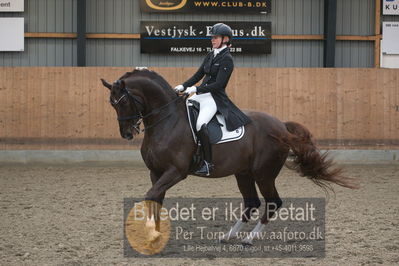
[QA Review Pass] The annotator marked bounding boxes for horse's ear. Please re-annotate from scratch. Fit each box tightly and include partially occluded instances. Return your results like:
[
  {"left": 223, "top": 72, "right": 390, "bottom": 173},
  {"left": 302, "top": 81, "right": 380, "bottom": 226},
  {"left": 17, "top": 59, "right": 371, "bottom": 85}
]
[{"left": 101, "top": 79, "right": 112, "bottom": 90}]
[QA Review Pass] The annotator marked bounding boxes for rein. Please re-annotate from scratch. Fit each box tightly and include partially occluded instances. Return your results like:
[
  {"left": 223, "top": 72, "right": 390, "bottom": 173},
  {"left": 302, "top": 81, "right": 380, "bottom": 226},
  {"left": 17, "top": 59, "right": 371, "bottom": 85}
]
[{"left": 113, "top": 87, "right": 185, "bottom": 133}]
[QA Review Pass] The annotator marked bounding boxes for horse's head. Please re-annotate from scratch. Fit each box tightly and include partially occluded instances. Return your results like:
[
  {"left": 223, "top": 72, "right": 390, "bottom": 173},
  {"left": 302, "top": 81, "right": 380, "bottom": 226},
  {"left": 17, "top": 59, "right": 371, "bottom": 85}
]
[{"left": 101, "top": 78, "right": 143, "bottom": 140}]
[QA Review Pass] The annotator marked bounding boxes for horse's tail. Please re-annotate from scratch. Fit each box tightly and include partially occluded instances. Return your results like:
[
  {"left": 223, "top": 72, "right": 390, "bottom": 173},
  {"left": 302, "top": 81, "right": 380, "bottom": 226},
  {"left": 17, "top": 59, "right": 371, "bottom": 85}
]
[{"left": 279, "top": 121, "right": 359, "bottom": 191}]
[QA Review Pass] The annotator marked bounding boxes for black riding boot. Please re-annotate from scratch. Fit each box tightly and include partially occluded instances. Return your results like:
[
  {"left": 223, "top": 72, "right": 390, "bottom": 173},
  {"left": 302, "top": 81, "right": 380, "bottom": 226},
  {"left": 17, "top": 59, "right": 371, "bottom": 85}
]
[{"left": 194, "top": 124, "right": 214, "bottom": 176}]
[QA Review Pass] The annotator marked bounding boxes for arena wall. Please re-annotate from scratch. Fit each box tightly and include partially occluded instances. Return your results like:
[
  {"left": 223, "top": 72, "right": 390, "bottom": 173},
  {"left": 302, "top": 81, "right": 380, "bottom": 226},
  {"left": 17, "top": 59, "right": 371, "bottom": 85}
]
[{"left": 0, "top": 67, "right": 398, "bottom": 150}]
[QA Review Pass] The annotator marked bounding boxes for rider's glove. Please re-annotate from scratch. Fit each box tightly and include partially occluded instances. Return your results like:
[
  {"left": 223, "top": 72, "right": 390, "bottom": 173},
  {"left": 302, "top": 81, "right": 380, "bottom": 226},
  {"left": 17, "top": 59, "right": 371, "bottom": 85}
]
[
  {"left": 174, "top": 84, "right": 185, "bottom": 92},
  {"left": 185, "top": 86, "right": 197, "bottom": 94}
]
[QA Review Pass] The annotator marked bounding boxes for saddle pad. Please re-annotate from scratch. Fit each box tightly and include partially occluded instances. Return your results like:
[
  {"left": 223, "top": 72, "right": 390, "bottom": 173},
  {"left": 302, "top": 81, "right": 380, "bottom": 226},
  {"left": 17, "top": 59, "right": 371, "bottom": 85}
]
[{"left": 186, "top": 99, "right": 245, "bottom": 145}]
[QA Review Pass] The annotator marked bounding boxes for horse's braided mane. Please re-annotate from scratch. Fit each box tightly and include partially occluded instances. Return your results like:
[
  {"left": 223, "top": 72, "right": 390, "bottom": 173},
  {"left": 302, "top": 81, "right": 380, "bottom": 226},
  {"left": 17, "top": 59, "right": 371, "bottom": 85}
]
[{"left": 119, "top": 69, "right": 173, "bottom": 93}]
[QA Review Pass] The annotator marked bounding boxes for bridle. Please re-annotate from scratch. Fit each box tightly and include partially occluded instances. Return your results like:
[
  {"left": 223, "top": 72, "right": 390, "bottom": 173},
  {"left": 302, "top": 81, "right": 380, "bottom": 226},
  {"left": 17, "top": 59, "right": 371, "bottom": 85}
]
[
  {"left": 111, "top": 90, "right": 143, "bottom": 121},
  {"left": 110, "top": 85, "right": 184, "bottom": 134}
]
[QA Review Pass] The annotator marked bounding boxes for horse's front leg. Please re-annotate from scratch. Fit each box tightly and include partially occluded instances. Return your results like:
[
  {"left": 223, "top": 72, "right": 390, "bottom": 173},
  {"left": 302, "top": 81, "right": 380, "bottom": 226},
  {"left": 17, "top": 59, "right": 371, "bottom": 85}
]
[
  {"left": 144, "top": 167, "right": 186, "bottom": 242},
  {"left": 148, "top": 170, "right": 165, "bottom": 232}
]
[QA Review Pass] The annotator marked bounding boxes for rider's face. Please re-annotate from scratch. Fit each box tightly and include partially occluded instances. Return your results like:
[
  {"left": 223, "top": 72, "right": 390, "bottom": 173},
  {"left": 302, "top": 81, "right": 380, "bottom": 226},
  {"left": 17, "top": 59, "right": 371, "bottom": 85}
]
[{"left": 211, "top": 35, "right": 223, "bottom": 49}]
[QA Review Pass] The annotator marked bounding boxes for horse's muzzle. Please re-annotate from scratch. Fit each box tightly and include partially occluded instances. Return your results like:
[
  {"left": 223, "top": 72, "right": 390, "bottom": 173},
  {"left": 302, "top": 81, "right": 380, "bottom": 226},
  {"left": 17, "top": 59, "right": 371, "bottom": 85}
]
[{"left": 122, "top": 132, "right": 133, "bottom": 140}]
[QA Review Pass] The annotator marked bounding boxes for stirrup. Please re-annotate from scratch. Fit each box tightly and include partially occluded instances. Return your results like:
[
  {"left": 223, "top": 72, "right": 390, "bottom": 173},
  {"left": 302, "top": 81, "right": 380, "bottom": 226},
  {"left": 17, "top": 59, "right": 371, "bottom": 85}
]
[{"left": 194, "top": 161, "right": 214, "bottom": 176}]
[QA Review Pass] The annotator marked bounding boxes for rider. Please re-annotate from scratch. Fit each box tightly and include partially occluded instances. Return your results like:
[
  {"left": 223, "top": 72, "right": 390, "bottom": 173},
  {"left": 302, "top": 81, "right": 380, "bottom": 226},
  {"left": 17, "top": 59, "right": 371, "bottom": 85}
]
[{"left": 174, "top": 23, "right": 251, "bottom": 176}]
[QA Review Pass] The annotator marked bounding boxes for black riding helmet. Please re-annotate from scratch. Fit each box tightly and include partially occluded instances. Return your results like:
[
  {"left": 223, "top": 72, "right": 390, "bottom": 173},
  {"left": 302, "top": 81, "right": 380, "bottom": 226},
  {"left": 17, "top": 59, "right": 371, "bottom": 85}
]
[{"left": 210, "top": 23, "right": 232, "bottom": 47}]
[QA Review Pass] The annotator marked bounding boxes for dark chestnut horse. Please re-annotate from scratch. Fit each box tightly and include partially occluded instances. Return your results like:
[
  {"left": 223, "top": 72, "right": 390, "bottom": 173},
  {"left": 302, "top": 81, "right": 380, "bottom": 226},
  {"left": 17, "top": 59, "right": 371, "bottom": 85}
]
[{"left": 101, "top": 68, "right": 358, "bottom": 244}]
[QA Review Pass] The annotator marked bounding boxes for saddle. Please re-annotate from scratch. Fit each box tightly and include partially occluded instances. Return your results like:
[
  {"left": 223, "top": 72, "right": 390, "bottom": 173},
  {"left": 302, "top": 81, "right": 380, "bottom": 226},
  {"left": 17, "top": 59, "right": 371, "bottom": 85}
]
[
  {"left": 186, "top": 99, "right": 245, "bottom": 145},
  {"left": 186, "top": 99, "right": 245, "bottom": 174}
]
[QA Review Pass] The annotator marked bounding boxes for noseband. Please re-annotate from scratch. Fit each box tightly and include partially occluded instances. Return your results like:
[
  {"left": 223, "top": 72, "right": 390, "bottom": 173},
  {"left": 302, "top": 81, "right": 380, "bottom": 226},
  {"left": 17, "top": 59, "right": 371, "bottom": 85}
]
[
  {"left": 111, "top": 84, "right": 184, "bottom": 133},
  {"left": 110, "top": 86, "right": 143, "bottom": 135}
]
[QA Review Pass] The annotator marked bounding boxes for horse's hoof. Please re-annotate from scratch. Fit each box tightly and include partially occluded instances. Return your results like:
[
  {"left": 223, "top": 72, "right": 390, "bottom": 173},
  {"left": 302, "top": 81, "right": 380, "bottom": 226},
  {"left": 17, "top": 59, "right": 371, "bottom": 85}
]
[
  {"left": 148, "top": 231, "right": 161, "bottom": 242},
  {"left": 241, "top": 239, "right": 253, "bottom": 246},
  {"left": 218, "top": 238, "right": 228, "bottom": 244}
]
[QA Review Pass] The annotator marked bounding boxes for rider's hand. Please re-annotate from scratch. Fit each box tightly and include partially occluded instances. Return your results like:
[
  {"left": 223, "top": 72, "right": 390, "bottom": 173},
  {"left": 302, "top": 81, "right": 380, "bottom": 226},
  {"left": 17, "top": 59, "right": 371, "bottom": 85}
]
[
  {"left": 185, "top": 86, "right": 197, "bottom": 94},
  {"left": 174, "top": 84, "right": 185, "bottom": 92}
]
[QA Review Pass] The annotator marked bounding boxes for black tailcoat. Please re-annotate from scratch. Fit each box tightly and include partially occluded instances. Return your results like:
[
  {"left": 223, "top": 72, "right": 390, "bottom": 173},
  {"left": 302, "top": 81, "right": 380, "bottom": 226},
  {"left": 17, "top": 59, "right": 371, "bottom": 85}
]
[{"left": 183, "top": 48, "right": 251, "bottom": 131}]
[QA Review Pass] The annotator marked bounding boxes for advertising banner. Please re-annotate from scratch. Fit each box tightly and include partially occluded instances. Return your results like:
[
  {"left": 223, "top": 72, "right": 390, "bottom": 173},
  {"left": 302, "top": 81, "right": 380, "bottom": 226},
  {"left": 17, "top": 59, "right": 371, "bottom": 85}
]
[
  {"left": 0, "top": 18, "right": 24, "bottom": 51},
  {"left": 0, "top": 0, "right": 24, "bottom": 12},
  {"left": 382, "top": 22, "right": 399, "bottom": 54},
  {"left": 141, "top": 21, "right": 271, "bottom": 54},
  {"left": 140, "top": 0, "right": 271, "bottom": 13},
  {"left": 383, "top": 0, "right": 399, "bottom": 15}
]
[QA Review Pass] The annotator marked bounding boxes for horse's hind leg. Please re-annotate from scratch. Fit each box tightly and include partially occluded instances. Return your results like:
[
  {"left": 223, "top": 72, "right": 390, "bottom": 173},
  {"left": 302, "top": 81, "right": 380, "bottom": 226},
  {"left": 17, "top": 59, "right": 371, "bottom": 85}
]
[
  {"left": 220, "top": 171, "right": 261, "bottom": 242},
  {"left": 242, "top": 171, "right": 283, "bottom": 245}
]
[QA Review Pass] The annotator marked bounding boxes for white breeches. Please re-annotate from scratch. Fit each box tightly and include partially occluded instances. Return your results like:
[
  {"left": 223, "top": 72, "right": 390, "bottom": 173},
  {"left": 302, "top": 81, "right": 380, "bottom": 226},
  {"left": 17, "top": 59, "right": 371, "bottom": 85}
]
[{"left": 189, "top": 92, "right": 217, "bottom": 131}]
